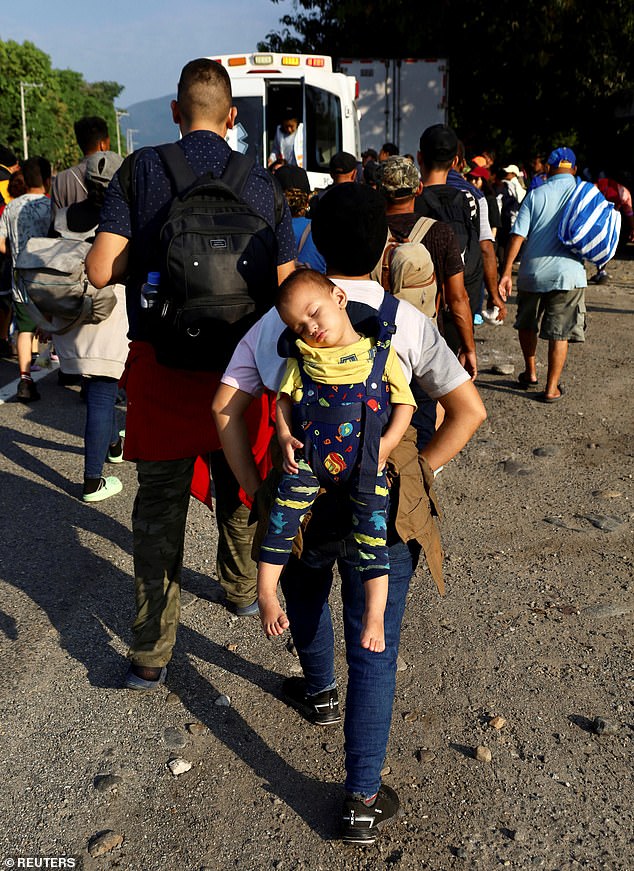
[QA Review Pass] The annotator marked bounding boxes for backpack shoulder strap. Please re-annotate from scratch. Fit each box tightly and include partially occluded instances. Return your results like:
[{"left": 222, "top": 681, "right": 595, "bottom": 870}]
[
  {"left": 218, "top": 150, "right": 256, "bottom": 198},
  {"left": 408, "top": 216, "right": 436, "bottom": 244},
  {"left": 297, "top": 221, "right": 312, "bottom": 256},
  {"left": 154, "top": 143, "right": 198, "bottom": 194},
  {"left": 375, "top": 291, "right": 399, "bottom": 348}
]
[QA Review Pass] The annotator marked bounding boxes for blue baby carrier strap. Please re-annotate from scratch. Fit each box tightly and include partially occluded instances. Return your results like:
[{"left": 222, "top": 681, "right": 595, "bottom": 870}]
[{"left": 292, "top": 292, "right": 398, "bottom": 494}]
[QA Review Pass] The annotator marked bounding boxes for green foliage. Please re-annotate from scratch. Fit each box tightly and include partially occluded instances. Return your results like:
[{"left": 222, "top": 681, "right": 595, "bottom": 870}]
[
  {"left": 0, "top": 38, "right": 124, "bottom": 169},
  {"left": 259, "top": 0, "right": 634, "bottom": 173}
]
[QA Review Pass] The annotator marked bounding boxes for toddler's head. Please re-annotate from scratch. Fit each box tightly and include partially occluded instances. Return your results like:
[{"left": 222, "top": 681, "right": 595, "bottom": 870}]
[{"left": 276, "top": 270, "right": 356, "bottom": 348}]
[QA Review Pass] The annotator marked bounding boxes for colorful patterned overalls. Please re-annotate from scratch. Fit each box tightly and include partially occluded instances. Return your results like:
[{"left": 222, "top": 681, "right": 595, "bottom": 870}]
[{"left": 260, "top": 294, "right": 399, "bottom": 581}]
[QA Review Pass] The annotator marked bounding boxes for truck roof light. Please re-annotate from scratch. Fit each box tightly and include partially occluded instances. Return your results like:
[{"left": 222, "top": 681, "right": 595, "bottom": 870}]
[
  {"left": 228, "top": 57, "right": 247, "bottom": 67},
  {"left": 253, "top": 54, "right": 273, "bottom": 65},
  {"left": 281, "top": 56, "right": 300, "bottom": 66},
  {"left": 306, "top": 57, "right": 325, "bottom": 67}
]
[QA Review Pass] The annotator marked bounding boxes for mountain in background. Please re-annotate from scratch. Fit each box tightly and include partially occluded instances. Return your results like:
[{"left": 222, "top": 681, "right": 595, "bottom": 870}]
[{"left": 119, "top": 94, "right": 176, "bottom": 150}]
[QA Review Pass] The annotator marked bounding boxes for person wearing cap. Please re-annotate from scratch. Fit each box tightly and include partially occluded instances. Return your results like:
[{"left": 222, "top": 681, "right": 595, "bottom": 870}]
[
  {"left": 502, "top": 163, "right": 526, "bottom": 206},
  {"left": 329, "top": 151, "right": 359, "bottom": 184},
  {"left": 51, "top": 117, "right": 110, "bottom": 214},
  {"left": 212, "top": 182, "right": 486, "bottom": 845},
  {"left": 416, "top": 124, "right": 506, "bottom": 326},
  {"left": 466, "top": 165, "right": 503, "bottom": 324},
  {"left": 269, "top": 112, "right": 304, "bottom": 168},
  {"left": 375, "top": 156, "right": 477, "bottom": 385},
  {"left": 0, "top": 157, "right": 52, "bottom": 402},
  {"left": 49, "top": 151, "right": 129, "bottom": 502},
  {"left": 499, "top": 147, "right": 587, "bottom": 403}
]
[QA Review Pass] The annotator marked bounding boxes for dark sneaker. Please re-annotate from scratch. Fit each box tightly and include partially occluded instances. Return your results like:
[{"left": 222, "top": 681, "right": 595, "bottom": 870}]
[
  {"left": 281, "top": 676, "right": 341, "bottom": 726},
  {"left": 235, "top": 600, "right": 259, "bottom": 617},
  {"left": 124, "top": 665, "right": 167, "bottom": 691},
  {"left": 341, "top": 784, "right": 401, "bottom": 845},
  {"left": 16, "top": 379, "right": 40, "bottom": 403},
  {"left": 589, "top": 270, "right": 609, "bottom": 285},
  {"left": 107, "top": 437, "right": 124, "bottom": 463}
]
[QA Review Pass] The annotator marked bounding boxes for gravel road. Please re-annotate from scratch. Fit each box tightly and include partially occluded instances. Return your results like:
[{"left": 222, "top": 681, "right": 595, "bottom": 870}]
[{"left": 0, "top": 255, "right": 632, "bottom": 870}]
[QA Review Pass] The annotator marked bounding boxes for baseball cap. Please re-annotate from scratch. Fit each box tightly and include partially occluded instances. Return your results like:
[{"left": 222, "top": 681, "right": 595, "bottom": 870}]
[
  {"left": 471, "top": 156, "right": 487, "bottom": 167},
  {"left": 85, "top": 150, "right": 123, "bottom": 186},
  {"left": 467, "top": 166, "right": 490, "bottom": 180},
  {"left": 419, "top": 124, "right": 458, "bottom": 163},
  {"left": 274, "top": 164, "right": 311, "bottom": 194},
  {"left": 546, "top": 147, "right": 576, "bottom": 169},
  {"left": 376, "top": 156, "right": 420, "bottom": 198},
  {"left": 502, "top": 164, "right": 521, "bottom": 176},
  {"left": 329, "top": 151, "right": 358, "bottom": 175}
]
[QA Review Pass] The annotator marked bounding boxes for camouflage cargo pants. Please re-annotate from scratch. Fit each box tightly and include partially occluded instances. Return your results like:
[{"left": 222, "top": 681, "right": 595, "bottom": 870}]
[{"left": 129, "top": 452, "right": 256, "bottom": 667}]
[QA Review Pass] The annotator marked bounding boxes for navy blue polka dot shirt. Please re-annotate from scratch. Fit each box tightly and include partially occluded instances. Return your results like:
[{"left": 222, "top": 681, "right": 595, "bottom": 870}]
[{"left": 99, "top": 130, "right": 296, "bottom": 340}]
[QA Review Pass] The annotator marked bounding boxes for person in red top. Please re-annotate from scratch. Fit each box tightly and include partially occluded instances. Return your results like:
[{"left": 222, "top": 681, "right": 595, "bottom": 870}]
[{"left": 589, "top": 175, "right": 634, "bottom": 284}]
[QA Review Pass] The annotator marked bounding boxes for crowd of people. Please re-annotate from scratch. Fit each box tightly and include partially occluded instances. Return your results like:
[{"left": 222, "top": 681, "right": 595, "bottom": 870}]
[{"left": 1, "top": 57, "right": 631, "bottom": 846}]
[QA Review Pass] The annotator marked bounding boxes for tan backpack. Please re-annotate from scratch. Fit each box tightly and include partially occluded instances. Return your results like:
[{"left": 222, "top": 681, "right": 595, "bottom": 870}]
[{"left": 371, "top": 216, "right": 438, "bottom": 319}]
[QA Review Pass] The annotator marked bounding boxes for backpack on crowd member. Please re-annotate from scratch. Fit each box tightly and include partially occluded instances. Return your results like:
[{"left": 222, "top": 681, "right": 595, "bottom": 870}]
[
  {"left": 124, "top": 143, "right": 283, "bottom": 371},
  {"left": 370, "top": 217, "right": 438, "bottom": 319},
  {"left": 416, "top": 186, "right": 482, "bottom": 290},
  {"left": 14, "top": 232, "right": 116, "bottom": 335},
  {"left": 558, "top": 180, "right": 621, "bottom": 269}
]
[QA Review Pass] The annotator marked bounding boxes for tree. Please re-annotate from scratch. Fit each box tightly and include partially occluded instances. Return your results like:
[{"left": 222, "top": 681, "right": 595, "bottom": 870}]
[
  {"left": 0, "top": 39, "right": 124, "bottom": 169},
  {"left": 259, "top": 0, "right": 634, "bottom": 174}
]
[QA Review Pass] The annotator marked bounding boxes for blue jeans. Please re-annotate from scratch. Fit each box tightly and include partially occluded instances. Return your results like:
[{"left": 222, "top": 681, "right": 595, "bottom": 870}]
[
  {"left": 83, "top": 376, "right": 120, "bottom": 479},
  {"left": 281, "top": 538, "right": 419, "bottom": 797}
]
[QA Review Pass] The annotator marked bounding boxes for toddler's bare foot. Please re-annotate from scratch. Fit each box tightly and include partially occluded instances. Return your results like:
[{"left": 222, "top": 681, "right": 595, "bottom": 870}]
[
  {"left": 258, "top": 594, "right": 290, "bottom": 637},
  {"left": 360, "top": 611, "right": 385, "bottom": 653}
]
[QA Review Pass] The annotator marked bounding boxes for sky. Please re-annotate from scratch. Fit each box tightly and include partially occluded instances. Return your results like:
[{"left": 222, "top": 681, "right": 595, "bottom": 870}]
[{"left": 2, "top": 0, "right": 295, "bottom": 107}]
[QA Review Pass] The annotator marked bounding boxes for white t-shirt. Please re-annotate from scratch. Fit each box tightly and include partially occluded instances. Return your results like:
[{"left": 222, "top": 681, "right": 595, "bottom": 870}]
[{"left": 221, "top": 279, "right": 470, "bottom": 399}]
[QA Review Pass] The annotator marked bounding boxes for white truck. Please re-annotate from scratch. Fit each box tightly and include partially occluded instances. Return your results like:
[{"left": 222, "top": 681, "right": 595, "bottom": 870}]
[
  {"left": 212, "top": 52, "right": 360, "bottom": 190},
  {"left": 336, "top": 58, "right": 449, "bottom": 158}
]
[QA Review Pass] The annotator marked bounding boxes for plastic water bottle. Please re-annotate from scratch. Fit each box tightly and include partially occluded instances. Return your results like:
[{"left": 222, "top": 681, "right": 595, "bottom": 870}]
[{"left": 140, "top": 271, "right": 160, "bottom": 309}]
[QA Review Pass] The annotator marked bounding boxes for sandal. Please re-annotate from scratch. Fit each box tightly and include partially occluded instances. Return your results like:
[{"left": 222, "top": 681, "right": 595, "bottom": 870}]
[
  {"left": 542, "top": 385, "right": 566, "bottom": 403},
  {"left": 518, "top": 372, "right": 539, "bottom": 390}
]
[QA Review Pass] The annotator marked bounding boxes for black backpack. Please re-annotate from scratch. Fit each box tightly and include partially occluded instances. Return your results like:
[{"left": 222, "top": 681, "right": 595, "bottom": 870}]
[
  {"left": 416, "top": 185, "right": 483, "bottom": 293},
  {"left": 139, "top": 144, "right": 280, "bottom": 371}
]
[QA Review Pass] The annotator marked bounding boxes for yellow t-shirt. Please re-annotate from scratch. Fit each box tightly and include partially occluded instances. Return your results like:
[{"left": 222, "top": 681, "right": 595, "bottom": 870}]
[{"left": 278, "top": 335, "right": 416, "bottom": 407}]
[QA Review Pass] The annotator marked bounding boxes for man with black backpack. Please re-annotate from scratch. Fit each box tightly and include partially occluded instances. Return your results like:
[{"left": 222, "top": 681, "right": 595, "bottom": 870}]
[
  {"left": 415, "top": 125, "right": 506, "bottom": 326},
  {"left": 86, "top": 58, "right": 296, "bottom": 690}
]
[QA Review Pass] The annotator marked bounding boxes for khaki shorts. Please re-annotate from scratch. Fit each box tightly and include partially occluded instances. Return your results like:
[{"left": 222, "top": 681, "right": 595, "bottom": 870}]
[{"left": 514, "top": 288, "right": 586, "bottom": 342}]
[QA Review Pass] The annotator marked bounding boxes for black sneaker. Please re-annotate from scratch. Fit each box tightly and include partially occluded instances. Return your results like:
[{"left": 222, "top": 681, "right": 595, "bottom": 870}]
[
  {"left": 281, "top": 676, "right": 341, "bottom": 726},
  {"left": 16, "top": 379, "right": 40, "bottom": 403},
  {"left": 341, "top": 784, "right": 400, "bottom": 845},
  {"left": 107, "top": 437, "right": 124, "bottom": 463}
]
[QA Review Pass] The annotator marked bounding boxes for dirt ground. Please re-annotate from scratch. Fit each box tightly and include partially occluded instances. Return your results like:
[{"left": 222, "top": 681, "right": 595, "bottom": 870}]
[{"left": 0, "top": 255, "right": 632, "bottom": 871}]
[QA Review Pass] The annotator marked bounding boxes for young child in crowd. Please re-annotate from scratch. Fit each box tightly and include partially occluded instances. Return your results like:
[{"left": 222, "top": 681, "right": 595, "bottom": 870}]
[{"left": 257, "top": 270, "right": 416, "bottom": 652}]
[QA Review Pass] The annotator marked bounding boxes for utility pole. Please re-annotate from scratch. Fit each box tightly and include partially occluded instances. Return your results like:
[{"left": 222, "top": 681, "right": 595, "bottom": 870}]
[
  {"left": 126, "top": 128, "right": 139, "bottom": 154},
  {"left": 115, "top": 109, "right": 129, "bottom": 155},
  {"left": 20, "top": 81, "right": 43, "bottom": 160}
]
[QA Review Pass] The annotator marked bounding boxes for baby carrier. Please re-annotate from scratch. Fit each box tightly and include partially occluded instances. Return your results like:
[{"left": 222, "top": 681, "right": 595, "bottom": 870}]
[{"left": 290, "top": 293, "right": 398, "bottom": 495}]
